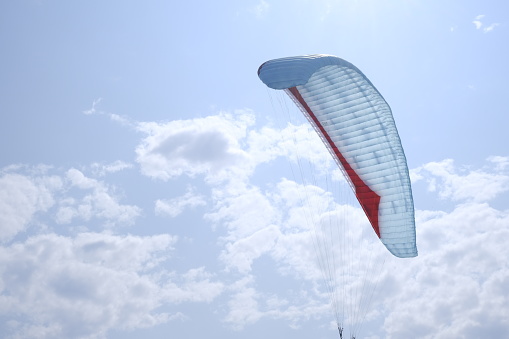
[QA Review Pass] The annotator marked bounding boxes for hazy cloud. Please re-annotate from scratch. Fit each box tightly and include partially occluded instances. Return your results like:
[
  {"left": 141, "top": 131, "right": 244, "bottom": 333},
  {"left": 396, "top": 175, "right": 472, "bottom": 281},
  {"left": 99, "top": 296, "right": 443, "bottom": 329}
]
[
  {"left": 0, "top": 168, "right": 62, "bottom": 243},
  {"left": 82, "top": 99, "right": 135, "bottom": 128},
  {"left": 472, "top": 14, "right": 484, "bottom": 29},
  {"left": 163, "top": 267, "right": 224, "bottom": 304},
  {"left": 488, "top": 155, "right": 509, "bottom": 171},
  {"left": 90, "top": 161, "right": 133, "bottom": 177},
  {"left": 155, "top": 186, "right": 207, "bottom": 218},
  {"left": 224, "top": 274, "right": 330, "bottom": 331},
  {"left": 56, "top": 169, "right": 141, "bottom": 227},
  {"left": 82, "top": 98, "right": 103, "bottom": 115},
  {"left": 483, "top": 22, "right": 500, "bottom": 33},
  {"left": 251, "top": 0, "right": 270, "bottom": 18},
  {"left": 472, "top": 14, "right": 500, "bottom": 33}
]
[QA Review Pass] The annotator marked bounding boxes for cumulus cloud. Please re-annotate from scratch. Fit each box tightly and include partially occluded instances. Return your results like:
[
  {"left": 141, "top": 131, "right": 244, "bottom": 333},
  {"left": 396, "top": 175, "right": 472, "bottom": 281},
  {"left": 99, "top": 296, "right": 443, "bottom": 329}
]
[
  {"left": 115, "top": 110, "right": 509, "bottom": 337},
  {"left": 411, "top": 158, "right": 509, "bottom": 202},
  {"left": 56, "top": 168, "right": 141, "bottom": 227},
  {"left": 0, "top": 232, "right": 223, "bottom": 339},
  {"left": 359, "top": 156, "right": 509, "bottom": 338},
  {"left": 380, "top": 201, "right": 509, "bottom": 339},
  {"left": 135, "top": 111, "right": 336, "bottom": 185},
  {"left": 196, "top": 114, "right": 509, "bottom": 335},
  {"left": 0, "top": 232, "right": 175, "bottom": 338},
  {"left": 207, "top": 182, "right": 278, "bottom": 242},
  {"left": 5, "top": 108, "right": 509, "bottom": 337},
  {"left": 221, "top": 224, "right": 281, "bottom": 274},
  {"left": 0, "top": 168, "right": 62, "bottom": 243},
  {"left": 164, "top": 267, "right": 224, "bottom": 304},
  {"left": 225, "top": 276, "right": 263, "bottom": 328},
  {"left": 208, "top": 172, "right": 381, "bottom": 331},
  {"left": 247, "top": 122, "right": 336, "bottom": 174},
  {"left": 171, "top": 111, "right": 400, "bottom": 331},
  {"left": 135, "top": 111, "right": 254, "bottom": 183},
  {"left": 0, "top": 165, "right": 142, "bottom": 242}
]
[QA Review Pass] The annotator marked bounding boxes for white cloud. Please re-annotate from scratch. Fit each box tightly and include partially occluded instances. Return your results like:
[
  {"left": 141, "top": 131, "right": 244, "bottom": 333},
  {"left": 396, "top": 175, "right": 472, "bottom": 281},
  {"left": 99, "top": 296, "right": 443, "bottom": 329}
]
[
  {"left": 155, "top": 186, "right": 207, "bottom": 218},
  {"left": 66, "top": 168, "right": 97, "bottom": 189},
  {"left": 205, "top": 143, "right": 509, "bottom": 335},
  {"left": 381, "top": 201, "right": 509, "bottom": 338},
  {"left": 205, "top": 168, "right": 382, "bottom": 330},
  {"left": 224, "top": 274, "right": 331, "bottom": 331},
  {"left": 163, "top": 267, "right": 224, "bottom": 304},
  {"left": 247, "top": 122, "right": 336, "bottom": 174},
  {"left": 411, "top": 158, "right": 509, "bottom": 202},
  {"left": 207, "top": 182, "right": 278, "bottom": 240},
  {"left": 488, "top": 155, "right": 509, "bottom": 171},
  {"left": 472, "top": 14, "right": 500, "bottom": 33},
  {"left": 0, "top": 232, "right": 223, "bottom": 339},
  {"left": 135, "top": 111, "right": 336, "bottom": 186},
  {"left": 207, "top": 164, "right": 370, "bottom": 278},
  {"left": 0, "top": 232, "right": 174, "bottom": 338},
  {"left": 472, "top": 14, "right": 484, "bottom": 29},
  {"left": 0, "top": 169, "right": 62, "bottom": 243},
  {"left": 224, "top": 276, "right": 263, "bottom": 328},
  {"left": 87, "top": 107, "right": 509, "bottom": 336},
  {"left": 6, "top": 106, "right": 509, "bottom": 337},
  {"left": 55, "top": 168, "right": 141, "bottom": 227},
  {"left": 90, "top": 160, "right": 133, "bottom": 177},
  {"left": 221, "top": 224, "right": 281, "bottom": 273},
  {"left": 183, "top": 111, "right": 387, "bottom": 330},
  {"left": 0, "top": 165, "right": 143, "bottom": 236},
  {"left": 483, "top": 22, "right": 500, "bottom": 32},
  {"left": 135, "top": 111, "right": 254, "bottom": 183},
  {"left": 82, "top": 98, "right": 135, "bottom": 128}
]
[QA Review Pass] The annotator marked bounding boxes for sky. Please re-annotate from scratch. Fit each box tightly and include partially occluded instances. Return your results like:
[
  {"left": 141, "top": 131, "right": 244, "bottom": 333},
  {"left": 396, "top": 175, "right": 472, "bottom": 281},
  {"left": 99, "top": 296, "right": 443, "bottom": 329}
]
[{"left": 1, "top": 1, "right": 509, "bottom": 338}]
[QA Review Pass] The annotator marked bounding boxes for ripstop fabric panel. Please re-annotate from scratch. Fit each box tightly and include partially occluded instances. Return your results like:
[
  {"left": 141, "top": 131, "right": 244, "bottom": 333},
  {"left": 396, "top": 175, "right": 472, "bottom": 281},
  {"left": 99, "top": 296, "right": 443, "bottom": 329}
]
[{"left": 258, "top": 55, "right": 417, "bottom": 258}]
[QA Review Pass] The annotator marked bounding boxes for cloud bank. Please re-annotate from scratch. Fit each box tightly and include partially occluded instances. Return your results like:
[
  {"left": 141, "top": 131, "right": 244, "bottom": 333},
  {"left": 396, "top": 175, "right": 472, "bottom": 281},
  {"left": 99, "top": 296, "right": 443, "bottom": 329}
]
[{"left": 1, "top": 110, "right": 508, "bottom": 338}]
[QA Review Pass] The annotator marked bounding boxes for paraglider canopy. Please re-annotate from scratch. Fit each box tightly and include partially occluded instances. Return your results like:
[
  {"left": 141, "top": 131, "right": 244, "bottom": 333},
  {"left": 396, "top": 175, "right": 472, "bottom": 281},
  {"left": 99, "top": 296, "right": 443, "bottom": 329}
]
[{"left": 258, "top": 54, "right": 417, "bottom": 258}]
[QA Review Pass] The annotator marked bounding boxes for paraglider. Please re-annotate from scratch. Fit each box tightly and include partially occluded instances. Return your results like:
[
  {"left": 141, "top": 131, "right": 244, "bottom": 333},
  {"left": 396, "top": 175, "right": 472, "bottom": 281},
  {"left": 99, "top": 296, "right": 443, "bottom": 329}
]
[
  {"left": 258, "top": 54, "right": 417, "bottom": 258},
  {"left": 258, "top": 54, "right": 417, "bottom": 336}
]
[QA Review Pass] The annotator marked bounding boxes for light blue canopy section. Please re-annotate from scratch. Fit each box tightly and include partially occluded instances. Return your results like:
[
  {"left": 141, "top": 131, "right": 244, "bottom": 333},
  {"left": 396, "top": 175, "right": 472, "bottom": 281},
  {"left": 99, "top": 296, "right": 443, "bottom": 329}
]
[{"left": 258, "top": 54, "right": 372, "bottom": 90}]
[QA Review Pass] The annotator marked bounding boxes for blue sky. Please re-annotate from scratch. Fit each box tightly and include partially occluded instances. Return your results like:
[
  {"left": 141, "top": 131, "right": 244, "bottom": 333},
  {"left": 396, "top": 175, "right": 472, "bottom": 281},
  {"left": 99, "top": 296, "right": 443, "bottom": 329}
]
[{"left": 1, "top": 1, "right": 508, "bottom": 338}]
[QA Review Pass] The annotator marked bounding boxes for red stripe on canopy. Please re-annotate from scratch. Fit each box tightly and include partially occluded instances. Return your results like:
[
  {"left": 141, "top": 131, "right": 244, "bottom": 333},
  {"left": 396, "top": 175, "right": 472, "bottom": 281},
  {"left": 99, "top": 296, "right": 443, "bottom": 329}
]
[{"left": 288, "top": 87, "right": 381, "bottom": 238}]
